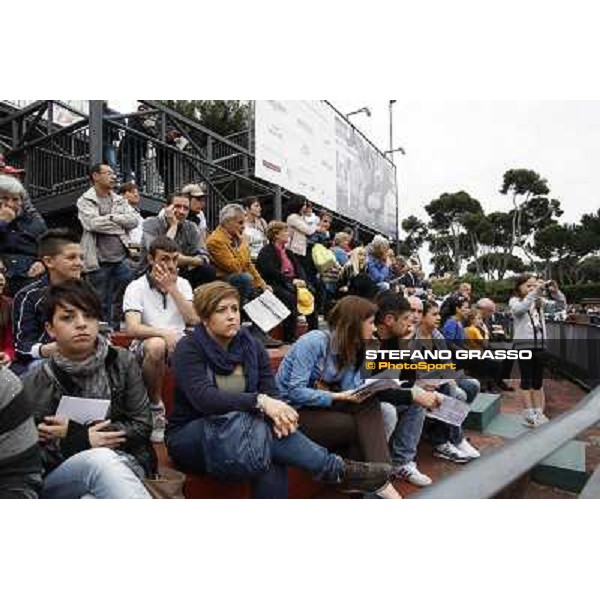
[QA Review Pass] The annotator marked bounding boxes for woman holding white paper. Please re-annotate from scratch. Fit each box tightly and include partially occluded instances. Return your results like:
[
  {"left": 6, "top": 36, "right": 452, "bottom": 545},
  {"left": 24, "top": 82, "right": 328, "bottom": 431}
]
[
  {"left": 276, "top": 296, "right": 401, "bottom": 499},
  {"left": 21, "top": 280, "right": 154, "bottom": 499},
  {"left": 256, "top": 221, "right": 318, "bottom": 342}
]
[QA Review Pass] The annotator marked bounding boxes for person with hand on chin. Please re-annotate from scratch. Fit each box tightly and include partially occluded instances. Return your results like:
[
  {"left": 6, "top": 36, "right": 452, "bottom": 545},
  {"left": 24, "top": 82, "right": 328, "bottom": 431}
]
[
  {"left": 123, "top": 236, "right": 199, "bottom": 444},
  {"left": 141, "top": 191, "right": 217, "bottom": 289},
  {"left": 21, "top": 279, "right": 154, "bottom": 499},
  {"left": 167, "top": 282, "right": 392, "bottom": 498},
  {"left": 0, "top": 174, "right": 47, "bottom": 296}
]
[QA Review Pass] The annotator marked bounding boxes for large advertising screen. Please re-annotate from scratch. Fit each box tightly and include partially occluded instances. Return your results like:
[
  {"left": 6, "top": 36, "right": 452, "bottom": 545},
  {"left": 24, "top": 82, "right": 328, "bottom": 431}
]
[{"left": 254, "top": 100, "right": 397, "bottom": 237}]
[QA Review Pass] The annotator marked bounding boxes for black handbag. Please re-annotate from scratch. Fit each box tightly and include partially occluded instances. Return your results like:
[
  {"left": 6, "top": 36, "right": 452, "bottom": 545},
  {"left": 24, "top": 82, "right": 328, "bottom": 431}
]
[{"left": 201, "top": 411, "right": 273, "bottom": 482}]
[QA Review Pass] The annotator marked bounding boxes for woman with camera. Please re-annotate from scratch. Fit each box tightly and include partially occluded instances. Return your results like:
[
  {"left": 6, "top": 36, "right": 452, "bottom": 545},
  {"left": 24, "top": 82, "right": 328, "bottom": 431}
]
[{"left": 509, "top": 274, "right": 566, "bottom": 428}]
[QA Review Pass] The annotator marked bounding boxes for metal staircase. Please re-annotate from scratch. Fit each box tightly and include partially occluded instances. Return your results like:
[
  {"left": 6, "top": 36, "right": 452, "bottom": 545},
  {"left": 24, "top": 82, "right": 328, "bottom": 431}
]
[{"left": 1, "top": 100, "right": 385, "bottom": 239}]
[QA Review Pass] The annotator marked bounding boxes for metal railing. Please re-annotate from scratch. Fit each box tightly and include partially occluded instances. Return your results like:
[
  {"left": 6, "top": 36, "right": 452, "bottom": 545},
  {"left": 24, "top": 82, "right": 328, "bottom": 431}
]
[
  {"left": 3, "top": 102, "right": 91, "bottom": 199},
  {"left": 411, "top": 322, "right": 600, "bottom": 499},
  {"left": 412, "top": 384, "right": 600, "bottom": 499},
  {"left": 1, "top": 100, "right": 393, "bottom": 239},
  {"left": 546, "top": 322, "right": 600, "bottom": 390}
]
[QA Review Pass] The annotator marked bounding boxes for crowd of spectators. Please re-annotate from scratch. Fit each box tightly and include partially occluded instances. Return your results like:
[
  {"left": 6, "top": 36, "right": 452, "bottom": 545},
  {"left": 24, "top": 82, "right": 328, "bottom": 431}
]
[{"left": 0, "top": 159, "right": 568, "bottom": 499}]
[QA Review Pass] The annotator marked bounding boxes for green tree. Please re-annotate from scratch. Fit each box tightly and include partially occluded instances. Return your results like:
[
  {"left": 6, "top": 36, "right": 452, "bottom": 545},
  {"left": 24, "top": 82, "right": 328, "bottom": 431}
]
[
  {"left": 399, "top": 215, "right": 428, "bottom": 257},
  {"left": 163, "top": 100, "right": 250, "bottom": 137},
  {"left": 424, "top": 191, "right": 484, "bottom": 276},
  {"left": 499, "top": 169, "right": 563, "bottom": 271}
]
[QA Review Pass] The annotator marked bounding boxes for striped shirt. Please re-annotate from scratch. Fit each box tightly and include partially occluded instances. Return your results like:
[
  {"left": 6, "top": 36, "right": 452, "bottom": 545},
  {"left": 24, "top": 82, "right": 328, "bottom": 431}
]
[{"left": 0, "top": 366, "right": 42, "bottom": 498}]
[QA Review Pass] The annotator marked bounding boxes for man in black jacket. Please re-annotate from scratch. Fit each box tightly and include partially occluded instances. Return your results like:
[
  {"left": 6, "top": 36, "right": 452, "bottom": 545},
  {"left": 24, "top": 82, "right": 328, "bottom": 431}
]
[{"left": 0, "top": 174, "right": 47, "bottom": 296}]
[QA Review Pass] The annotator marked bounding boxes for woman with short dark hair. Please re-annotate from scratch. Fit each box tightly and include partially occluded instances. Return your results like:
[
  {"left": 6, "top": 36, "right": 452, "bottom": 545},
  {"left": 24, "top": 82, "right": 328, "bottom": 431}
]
[{"left": 21, "top": 279, "right": 155, "bottom": 499}]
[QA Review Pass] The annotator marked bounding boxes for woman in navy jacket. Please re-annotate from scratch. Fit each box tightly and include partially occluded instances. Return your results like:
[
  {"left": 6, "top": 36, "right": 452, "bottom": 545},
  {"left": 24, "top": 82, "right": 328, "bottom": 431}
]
[{"left": 166, "top": 281, "right": 392, "bottom": 499}]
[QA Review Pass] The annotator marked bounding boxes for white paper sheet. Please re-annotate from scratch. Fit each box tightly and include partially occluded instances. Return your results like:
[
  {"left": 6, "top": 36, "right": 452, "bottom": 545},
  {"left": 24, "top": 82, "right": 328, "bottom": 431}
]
[
  {"left": 243, "top": 290, "right": 291, "bottom": 333},
  {"left": 425, "top": 394, "right": 470, "bottom": 427},
  {"left": 56, "top": 396, "right": 111, "bottom": 426}
]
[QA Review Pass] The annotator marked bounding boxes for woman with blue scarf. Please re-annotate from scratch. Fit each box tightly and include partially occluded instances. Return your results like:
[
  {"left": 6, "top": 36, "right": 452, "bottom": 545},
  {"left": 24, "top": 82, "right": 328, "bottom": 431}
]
[{"left": 165, "top": 281, "right": 392, "bottom": 498}]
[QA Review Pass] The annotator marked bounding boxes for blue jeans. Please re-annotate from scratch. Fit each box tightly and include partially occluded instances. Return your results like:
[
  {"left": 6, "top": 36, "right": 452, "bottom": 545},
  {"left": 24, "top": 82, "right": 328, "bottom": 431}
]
[
  {"left": 87, "top": 261, "right": 133, "bottom": 327},
  {"left": 227, "top": 273, "right": 255, "bottom": 302},
  {"left": 380, "top": 402, "right": 399, "bottom": 441},
  {"left": 167, "top": 417, "right": 344, "bottom": 499},
  {"left": 427, "top": 378, "right": 481, "bottom": 446},
  {"left": 41, "top": 449, "right": 151, "bottom": 499},
  {"left": 388, "top": 403, "right": 426, "bottom": 466}
]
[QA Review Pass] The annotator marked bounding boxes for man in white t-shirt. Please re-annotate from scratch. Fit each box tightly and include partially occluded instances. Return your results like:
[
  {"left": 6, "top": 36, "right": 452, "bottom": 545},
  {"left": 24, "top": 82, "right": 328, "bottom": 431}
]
[{"left": 123, "top": 236, "right": 199, "bottom": 443}]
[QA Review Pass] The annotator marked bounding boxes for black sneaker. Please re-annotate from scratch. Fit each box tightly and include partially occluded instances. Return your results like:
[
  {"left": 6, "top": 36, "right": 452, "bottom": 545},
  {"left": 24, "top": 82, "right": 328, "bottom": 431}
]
[{"left": 340, "top": 460, "right": 392, "bottom": 493}]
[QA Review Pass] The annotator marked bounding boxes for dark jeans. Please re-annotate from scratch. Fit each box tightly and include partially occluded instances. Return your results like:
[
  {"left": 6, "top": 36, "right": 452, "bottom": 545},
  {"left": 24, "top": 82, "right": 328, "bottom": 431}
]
[
  {"left": 425, "top": 378, "right": 481, "bottom": 446},
  {"left": 180, "top": 264, "right": 217, "bottom": 291},
  {"left": 228, "top": 273, "right": 256, "bottom": 303},
  {"left": 272, "top": 284, "right": 299, "bottom": 343},
  {"left": 298, "top": 398, "right": 392, "bottom": 464},
  {"left": 87, "top": 261, "right": 133, "bottom": 327},
  {"left": 166, "top": 417, "right": 344, "bottom": 499}
]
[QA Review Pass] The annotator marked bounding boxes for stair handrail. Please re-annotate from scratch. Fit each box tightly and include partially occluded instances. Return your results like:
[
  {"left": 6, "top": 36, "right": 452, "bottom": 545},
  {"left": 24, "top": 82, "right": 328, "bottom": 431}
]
[
  {"left": 106, "top": 120, "right": 274, "bottom": 195},
  {"left": 411, "top": 384, "right": 600, "bottom": 499}
]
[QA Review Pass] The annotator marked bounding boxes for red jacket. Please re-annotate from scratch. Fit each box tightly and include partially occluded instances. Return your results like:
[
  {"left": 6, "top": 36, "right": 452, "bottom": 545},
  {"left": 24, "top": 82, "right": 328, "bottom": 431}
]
[{"left": 1, "top": 298, "right": 15, "bottom": 360}]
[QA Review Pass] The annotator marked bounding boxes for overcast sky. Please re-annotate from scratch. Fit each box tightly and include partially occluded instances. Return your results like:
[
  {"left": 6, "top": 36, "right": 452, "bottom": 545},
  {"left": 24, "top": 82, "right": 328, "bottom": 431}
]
[{"left": 332, "top": 100, "right": 600, "bottom": 229}]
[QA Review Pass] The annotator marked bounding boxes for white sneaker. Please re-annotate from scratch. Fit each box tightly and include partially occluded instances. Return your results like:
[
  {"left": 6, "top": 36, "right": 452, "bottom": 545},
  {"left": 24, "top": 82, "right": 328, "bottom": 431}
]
[
  {"left": 150, "top": 403, "right": 167, "bottom": 444},
  {"left": 454, "top": 438, "right": 481, "bottom": 459},
  {"left": 433, "top": 442, "right": 471, "bottom": 464},
  {"left": 394, "top": 462, "right": 433, "bottom": 487},
  {"left": 536, "top": 412, "right": 550, "bottom": 425},
  {"left": 523, "top": 410, "right": 540, "bottom": 428}
]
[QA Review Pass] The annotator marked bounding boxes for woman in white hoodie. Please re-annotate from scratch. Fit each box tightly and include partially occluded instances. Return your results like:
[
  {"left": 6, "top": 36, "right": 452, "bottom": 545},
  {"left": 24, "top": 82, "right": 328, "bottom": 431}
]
[{"left": 509, "top": 274, "right": 566, "bottom": 428}]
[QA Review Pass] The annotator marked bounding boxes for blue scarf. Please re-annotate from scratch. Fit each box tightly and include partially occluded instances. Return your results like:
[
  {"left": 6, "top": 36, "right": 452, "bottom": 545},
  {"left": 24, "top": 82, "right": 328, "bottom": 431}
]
[{"left": 192, "top": 325, "right": 260, "bottom": 393}]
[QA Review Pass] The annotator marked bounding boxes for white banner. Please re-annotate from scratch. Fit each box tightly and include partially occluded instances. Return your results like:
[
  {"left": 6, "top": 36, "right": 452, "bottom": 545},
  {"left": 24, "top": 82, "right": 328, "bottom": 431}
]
[
  {"left": 254, "top": 100, "right": 336, "bottom": 211},
  {"left": 254, "top": 100, "right": 397, "bottom": 236}
]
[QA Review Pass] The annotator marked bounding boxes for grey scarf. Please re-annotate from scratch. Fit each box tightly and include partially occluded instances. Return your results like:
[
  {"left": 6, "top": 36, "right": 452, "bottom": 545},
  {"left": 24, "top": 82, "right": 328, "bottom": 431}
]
[{"left": 52, "top": 335, "right": 111, "bottom": 400}]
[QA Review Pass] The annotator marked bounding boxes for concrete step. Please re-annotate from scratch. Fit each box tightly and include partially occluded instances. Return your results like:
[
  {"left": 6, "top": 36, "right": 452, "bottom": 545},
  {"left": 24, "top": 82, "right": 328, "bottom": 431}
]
[
  {"left": 464, "top": 393, "right": 501, "bottom": 432},
  {"left": 532, "top": 441, "right": 588, "bottom": 494},
  {"left": 579, "top": 465, "right": 600, "bottom": 499},
  {"left": 482, "top": 413, "right": 589, "bottom": 494},
  {"left": 483, "top": 412, "right": 531, "bottom": 439}
]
